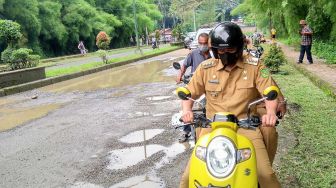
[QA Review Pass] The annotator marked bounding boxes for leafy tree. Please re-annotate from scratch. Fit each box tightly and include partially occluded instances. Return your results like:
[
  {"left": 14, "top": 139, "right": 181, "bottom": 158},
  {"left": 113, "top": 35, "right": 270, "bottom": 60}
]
[
  {"left": 0, "top": 20, "right": 22, "bottom": 47},
  {"left": 38, "top": 1, "right": 68, "bottom": 56},
  {"left": 3, "top": 0, "right": 41, "bottom": 49},
  {"left": 172, "top": 24, "right": 183, "bottom": 41},
  {"left": 0, "top": 0, "right": 163, "bottom": 57}
]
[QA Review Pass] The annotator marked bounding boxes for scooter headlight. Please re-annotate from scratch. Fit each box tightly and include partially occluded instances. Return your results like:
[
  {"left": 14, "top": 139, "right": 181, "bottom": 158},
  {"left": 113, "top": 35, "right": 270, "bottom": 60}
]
[{"left": 206, "top": 136, "right": 236, "bottom": 178}]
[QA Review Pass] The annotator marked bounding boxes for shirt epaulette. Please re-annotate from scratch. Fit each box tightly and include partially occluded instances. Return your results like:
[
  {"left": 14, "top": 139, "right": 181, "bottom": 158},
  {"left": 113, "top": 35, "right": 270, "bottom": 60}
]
[
  {"left": 244, "top": 55, "right": 259, "bottom": 66},
  {"left": 201, "top": 59, "right": 217, "bottom": 69}
]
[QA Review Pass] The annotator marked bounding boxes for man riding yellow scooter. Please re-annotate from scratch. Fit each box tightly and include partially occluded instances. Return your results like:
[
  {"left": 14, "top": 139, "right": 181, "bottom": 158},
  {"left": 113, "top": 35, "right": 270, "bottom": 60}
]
[{"left": 179, "top": 22, "right": 281, "bottom": 188}]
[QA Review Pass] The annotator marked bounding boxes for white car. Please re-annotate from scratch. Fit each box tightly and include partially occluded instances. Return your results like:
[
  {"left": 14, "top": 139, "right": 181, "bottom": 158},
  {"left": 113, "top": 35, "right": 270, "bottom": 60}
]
[{"left": 189, "top": 28, "right": 213, "bottom": 50}]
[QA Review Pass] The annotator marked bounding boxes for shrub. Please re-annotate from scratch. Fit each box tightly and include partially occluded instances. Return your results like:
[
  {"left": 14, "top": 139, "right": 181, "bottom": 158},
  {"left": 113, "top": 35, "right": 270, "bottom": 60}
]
[
  {"left": 1, "top": 47, "right": 14, "bottom": 64},
  {"left": 96, "top": 31, "right": 111, "bottom": 50},
  {"left": 96, "top": 49, "right": 108, "bottom": 64},
  {"left": 263, "top": 44, "right": 287, "bottom": 72},
  {"left": 7, "top": 48, "right": 40, "bottom": 70},
  {"left": 312, "top": 40, "right": 336, "bottom": 64}
]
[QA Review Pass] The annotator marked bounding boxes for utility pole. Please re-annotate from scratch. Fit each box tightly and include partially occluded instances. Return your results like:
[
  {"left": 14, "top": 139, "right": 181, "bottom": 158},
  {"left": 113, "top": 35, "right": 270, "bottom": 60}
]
[
  {"left": 145, "top": 26, "right": 149, "bottom": 46},
  {"left": 193, "top": 8, "right": 196, "bottom": 32},
  {"left": 132, "top": 0, "right": 142, "bottom": 54}
]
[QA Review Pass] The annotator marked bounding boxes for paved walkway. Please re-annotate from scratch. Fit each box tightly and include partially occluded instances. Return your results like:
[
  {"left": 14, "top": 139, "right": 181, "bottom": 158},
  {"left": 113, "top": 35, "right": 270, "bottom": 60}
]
[{"left": 277, "top": 42, "right": 336, "bottom": 95}]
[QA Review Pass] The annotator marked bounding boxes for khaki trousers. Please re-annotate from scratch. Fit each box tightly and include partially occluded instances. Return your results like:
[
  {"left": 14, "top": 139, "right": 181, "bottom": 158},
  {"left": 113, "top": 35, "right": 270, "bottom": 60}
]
[
  {"left": 257, "top": 106, "right": 278, "bottom": 165},
  {"left": 179, "top": 128, "right": 281, "bottom": 188}
]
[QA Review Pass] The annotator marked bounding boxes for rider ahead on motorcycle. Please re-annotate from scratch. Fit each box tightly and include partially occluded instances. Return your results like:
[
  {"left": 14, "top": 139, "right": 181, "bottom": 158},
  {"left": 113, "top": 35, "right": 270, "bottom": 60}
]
[
  {"left": 176, "top": 32, "right": 211, "bottom": 143},
  {"left": 179, "top": 22, "right": 281, "bottom": 188}
]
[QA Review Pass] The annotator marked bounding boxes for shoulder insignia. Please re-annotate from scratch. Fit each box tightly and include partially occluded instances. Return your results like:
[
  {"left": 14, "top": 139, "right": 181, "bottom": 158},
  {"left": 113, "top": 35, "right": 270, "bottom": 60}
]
[
  {"left": 245, "top": 56, "right": 259, "bottom": 66},
  {"left": 201, "top": 60, "right": 217, "bottom": 69}
]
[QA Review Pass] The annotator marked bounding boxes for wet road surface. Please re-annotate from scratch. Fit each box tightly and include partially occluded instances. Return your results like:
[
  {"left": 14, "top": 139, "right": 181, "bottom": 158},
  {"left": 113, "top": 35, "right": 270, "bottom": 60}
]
[{"left": 0, "top": 49, "right": 192, "bottom": 188}]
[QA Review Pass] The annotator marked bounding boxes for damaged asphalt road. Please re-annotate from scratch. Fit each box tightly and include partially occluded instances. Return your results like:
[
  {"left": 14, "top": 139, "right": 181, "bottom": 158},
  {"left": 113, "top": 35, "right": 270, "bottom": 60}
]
[{"left": 0, "top": 49, "right": 192, "bottom": 188}]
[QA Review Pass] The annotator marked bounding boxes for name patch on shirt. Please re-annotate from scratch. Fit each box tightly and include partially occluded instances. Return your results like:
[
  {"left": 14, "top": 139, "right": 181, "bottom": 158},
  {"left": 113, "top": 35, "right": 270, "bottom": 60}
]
[{"left": 208, "top": 80, "right": 219, "bottom": 84}]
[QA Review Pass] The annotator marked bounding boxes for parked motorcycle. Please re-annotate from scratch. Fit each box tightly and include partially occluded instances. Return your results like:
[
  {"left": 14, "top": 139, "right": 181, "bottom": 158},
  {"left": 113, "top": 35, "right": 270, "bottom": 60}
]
[
  {"left": 246, "top": 46, "right": 264, "bottom": 58},
  {"left": 174, "top": 85, "right": 280, "bottom": 188}
]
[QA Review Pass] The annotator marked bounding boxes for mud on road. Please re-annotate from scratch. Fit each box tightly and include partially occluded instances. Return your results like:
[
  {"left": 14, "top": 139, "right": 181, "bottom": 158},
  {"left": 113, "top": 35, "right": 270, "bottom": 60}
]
[
  {"left": 0, "top": 48, "right": 295, "bottom": 188},
  {"left": 0, "top": 49, "right": 192, "bottom": 188}
]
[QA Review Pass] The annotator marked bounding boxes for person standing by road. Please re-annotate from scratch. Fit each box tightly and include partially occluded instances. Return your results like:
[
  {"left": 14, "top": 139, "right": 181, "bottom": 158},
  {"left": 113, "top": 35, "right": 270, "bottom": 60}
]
[
  {"left": 78, "top": 41, "right": 87, "bottom": 55},
  {"left": 176, "top": 33, "right": 211, "bottom": 143},
  {"left": 297, "top": 20, "right": 313, "bottom": 64},
  {"left": 271, "top": 27, "right": 276, "bottom": 43}
]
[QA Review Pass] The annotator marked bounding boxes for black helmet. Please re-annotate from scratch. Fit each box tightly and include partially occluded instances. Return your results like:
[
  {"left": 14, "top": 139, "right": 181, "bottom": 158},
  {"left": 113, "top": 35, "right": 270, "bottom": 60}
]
[{"left": 210, "top": 22, "right": 244, "bottom": 51}]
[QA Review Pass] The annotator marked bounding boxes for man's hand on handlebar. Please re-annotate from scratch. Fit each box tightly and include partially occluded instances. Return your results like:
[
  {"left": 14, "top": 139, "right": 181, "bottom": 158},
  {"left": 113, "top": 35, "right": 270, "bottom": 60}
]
[
  {"left": 182, "top": 110, "right": 194, "bottom": 123},
  {"left": 262, "top": 113, "right": 278, "bottom": 127}
]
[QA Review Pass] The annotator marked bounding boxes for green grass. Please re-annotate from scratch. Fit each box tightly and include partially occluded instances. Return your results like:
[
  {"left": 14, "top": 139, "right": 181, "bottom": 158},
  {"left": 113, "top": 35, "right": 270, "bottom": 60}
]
[
  {"left": 45, "top": 61, "right": 105, "bottom": 77},
  {"left": 312, "top": 40, "right": 336, "bottom": 64},
  {"left": 272, "top": 63, "right": 336, "bottom": 187},
  {"left": 45, "top": 46, "right": 180, "bottom": 78}
]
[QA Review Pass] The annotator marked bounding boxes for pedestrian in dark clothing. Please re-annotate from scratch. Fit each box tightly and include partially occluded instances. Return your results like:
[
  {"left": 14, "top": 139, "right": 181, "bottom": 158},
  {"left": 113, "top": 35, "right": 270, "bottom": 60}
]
[{"left": 298, "top": 20, "right": 313, "bottom": 64}]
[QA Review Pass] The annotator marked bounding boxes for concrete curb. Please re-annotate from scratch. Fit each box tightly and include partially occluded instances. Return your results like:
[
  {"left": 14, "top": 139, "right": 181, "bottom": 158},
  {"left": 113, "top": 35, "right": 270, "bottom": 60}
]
[
  {"left": 0, "top": 47, "right": 182, "bottom": 97},
  {"left": 290, "top": 62, "right": 336, "bottom": 99}
]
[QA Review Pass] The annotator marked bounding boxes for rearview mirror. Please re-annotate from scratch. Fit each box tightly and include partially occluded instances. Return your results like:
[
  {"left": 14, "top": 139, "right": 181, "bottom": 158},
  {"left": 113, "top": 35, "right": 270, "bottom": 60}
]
[
  {"left": 263, "top": 86, "right": 280, "bottom": 100},
  {"left": 176, "top": 87, "right": 191, "bottom": 100},
  {"left": 173, "top": 62, "right": 181, "bottom": 70}
]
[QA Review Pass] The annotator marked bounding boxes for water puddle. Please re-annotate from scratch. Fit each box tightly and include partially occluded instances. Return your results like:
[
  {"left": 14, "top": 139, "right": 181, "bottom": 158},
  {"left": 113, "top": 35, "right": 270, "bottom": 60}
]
[
  {"left": 110, "top": 175, "right": 164, "bottom": 188},
  {"left": 42, "top": 60, "right": 174, "bottom": 93},
  {"left": 154, "top": 143, "right": 186, "bottom": 169},
  {"left": 107, "top": 145, "right": 165, "bottom": 170},
  {"left": 119, "top": 129, "right": 165, "bottom": 144},
  {"left": 0, "top": 103, "right": 62, "bottom": 132},
  {"left": 107, "top": 143, "right": 186, "bottom": 170},
  {"left": 146, "top": 96, "right": 171, "bottom": 101}
]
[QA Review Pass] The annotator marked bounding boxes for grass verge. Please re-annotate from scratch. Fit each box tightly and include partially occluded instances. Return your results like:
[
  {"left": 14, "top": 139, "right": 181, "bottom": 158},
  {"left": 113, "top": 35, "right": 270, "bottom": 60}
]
[
  {"left": 272, "top": 63, "right": 336, "bottom": 187},
  {"left": 46, "top": 46, "right": 180, "bottom": 78}
]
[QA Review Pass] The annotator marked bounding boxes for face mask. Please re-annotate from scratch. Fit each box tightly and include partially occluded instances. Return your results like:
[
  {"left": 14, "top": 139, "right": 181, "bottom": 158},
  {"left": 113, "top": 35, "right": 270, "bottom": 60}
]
[
  {"left": 218, "top": 53, "right": 239, "bottom": 66},
  {"left": 199, "top": 45, "right": 209, "bottom": 52}
]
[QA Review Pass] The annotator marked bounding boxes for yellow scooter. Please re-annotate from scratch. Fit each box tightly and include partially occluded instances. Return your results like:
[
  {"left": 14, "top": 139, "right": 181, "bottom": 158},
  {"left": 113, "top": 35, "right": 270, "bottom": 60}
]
[{"left": 175, "top": 86, "right": 279, "bottom": 188}]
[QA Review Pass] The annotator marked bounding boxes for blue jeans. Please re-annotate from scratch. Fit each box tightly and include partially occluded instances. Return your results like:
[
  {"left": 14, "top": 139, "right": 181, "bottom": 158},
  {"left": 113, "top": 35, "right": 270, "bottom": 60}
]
[
  {"left": 299, "top": 45, "right": 313, "bottom": 63},
  {"left": 183, "top": 125, "right": 191, "bottom": 133}
]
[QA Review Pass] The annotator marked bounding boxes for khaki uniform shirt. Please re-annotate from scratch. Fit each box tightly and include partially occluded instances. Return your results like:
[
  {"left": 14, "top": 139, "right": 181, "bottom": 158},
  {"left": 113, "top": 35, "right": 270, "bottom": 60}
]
[{"left": 187, "top": 56, "right": 277, "bottom": 120}]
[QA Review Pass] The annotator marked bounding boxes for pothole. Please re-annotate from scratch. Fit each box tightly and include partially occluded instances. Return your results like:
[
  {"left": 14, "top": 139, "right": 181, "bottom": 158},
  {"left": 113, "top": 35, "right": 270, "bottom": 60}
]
[
  {"left": 119, "top": 129, "right": 165, "bottom": 144},
  {"left": 107, "top": 143, "right": 186, "bottom": 170},
  {"left": 107, "top": 145, "right": 165, "bottom": 170}
]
